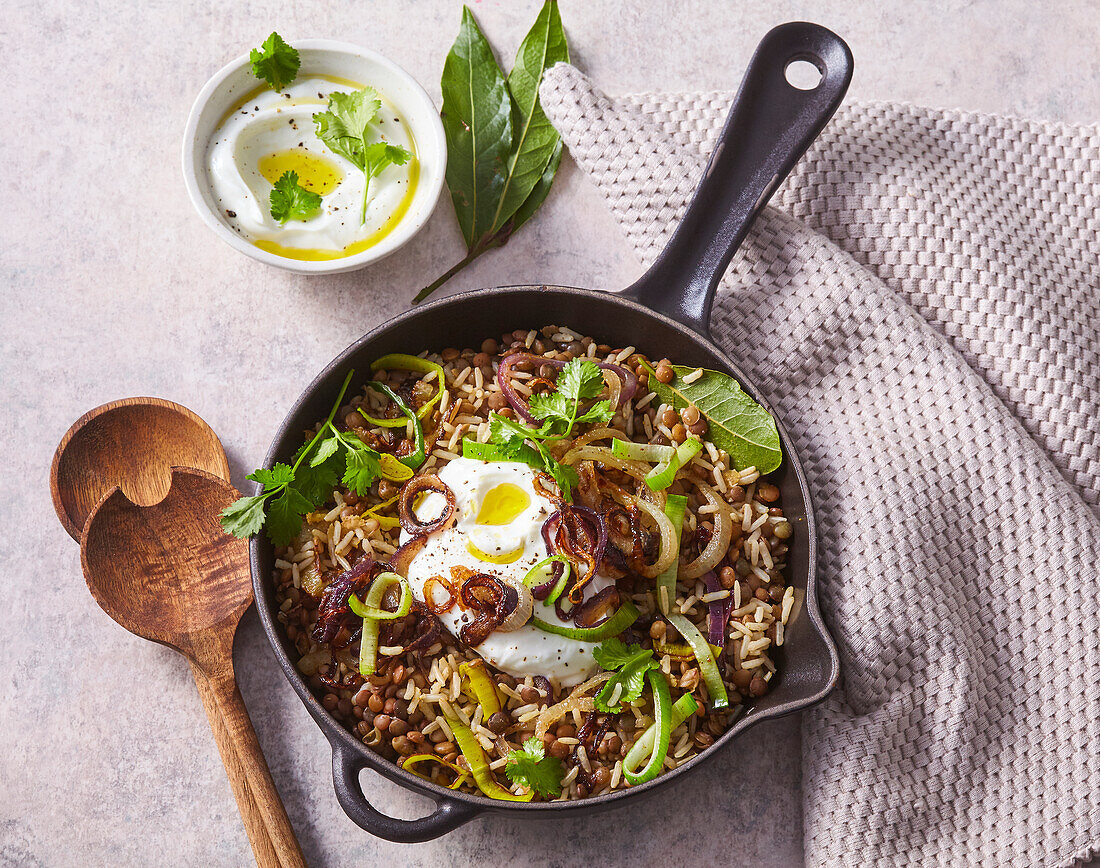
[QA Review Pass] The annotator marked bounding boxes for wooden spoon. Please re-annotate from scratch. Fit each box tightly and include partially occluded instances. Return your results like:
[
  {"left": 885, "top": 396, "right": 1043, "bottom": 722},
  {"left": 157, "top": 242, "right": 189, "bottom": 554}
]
[
  {"left": 51, "top": 397, "right": 232, "bottom": 541},
  {"left": 53, "top": 400, "right": 306, "bottom": 867}
]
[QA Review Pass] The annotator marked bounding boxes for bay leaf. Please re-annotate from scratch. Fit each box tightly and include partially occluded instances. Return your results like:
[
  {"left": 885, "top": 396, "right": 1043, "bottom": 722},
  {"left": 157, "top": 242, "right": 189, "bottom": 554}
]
[
  {"left": 439, "top": 6, "right": 514, "bottom": 248},
  {"left": 644, "top": 363, "right": 783, "bottom": 474},
  {"left": 495, "top": 0, "right": 569, "bottom": 228}
]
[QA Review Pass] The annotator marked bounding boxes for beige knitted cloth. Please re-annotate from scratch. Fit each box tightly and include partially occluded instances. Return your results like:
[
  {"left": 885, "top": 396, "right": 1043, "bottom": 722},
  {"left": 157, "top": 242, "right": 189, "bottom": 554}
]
[{"left": 540, "top": 64, "right": 1100, "bottom": 867}]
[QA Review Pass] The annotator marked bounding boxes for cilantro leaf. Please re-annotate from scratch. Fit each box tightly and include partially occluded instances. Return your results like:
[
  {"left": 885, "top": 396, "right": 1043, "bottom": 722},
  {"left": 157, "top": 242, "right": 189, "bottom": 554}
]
[
  {"left": 247, "top": 463, "right": 295, "bottom": 491},
  {"left": 527, "top": 358, "right": 614, "bottom": 438},
  {"left": 505, "top": 737, "right": 564, "bottom": 797},
  {"left": 269, "top": 171, "right": 322, "bottom": 224},
  {"left": 361, "top": 141, "right": 412, "bottom": 181},
  {"left": 313, "top": 88, "right": 381, "bottom": 163},
  {"left": 266, "top": 487, "right": 313, "bottom": 547},
  {"left": 342, "top": 445, "right": 383, "bottom": 495},
  {"left": 575, "top": 400, "right": 613, "bottom": 425},
  {"left": 490, "top": 412, "right": 538, "bottom": 448},
  {"left": 594, "top": 639, "right": 658, "bottom": 713},
  {"left": 309, "top": 433, "right": 340, "bottom": 468},
  {"left": 549, "top": 460, "right": 579, "bottom": 497},
  {"left": 219, "top": 493, "right": 271, "bottom": 539},
  {"left": 528, "top": 391, "right": 572, "bottom": 436},
  {"left": 291, "top": 457, "right": 339, "bottom": 506},
  {"left": 313, "top": 89, "right": 414, "bottom": 223},
  {"left": 556, "top": 358, "right": 604, "bottom": 402},
  {"left": 249, "top": 32, "right": 300, "bottom": 92},
  {"left": 219, "top": 369, "right": 361, "bottom": 544},
  {"left": 592, "top": 637, "right": 640, "bottom": 669}
]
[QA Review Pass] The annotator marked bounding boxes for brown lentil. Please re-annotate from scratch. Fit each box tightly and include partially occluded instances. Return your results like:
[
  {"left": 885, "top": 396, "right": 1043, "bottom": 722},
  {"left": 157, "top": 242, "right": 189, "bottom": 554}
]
[{"left": 757, "top": 482, "right": 780, "bottom": 503}]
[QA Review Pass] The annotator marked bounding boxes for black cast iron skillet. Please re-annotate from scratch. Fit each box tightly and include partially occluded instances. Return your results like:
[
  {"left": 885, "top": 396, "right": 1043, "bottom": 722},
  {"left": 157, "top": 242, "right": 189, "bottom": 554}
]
[{"left": 251, "top": 21, "right": 852, "bottom": 843}]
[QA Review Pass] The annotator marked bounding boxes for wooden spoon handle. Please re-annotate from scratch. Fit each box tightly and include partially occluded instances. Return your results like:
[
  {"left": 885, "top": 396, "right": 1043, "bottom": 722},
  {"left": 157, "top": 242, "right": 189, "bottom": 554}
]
[{"left": 188, "top": 660, "right": 308, "bottom": 868}]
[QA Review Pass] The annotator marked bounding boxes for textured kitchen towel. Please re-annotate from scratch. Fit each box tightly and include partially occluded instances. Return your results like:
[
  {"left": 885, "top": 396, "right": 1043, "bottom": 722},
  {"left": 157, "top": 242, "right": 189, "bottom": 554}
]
[{"left": 540, "top": 64, "right": 1100, "bottom": 868}]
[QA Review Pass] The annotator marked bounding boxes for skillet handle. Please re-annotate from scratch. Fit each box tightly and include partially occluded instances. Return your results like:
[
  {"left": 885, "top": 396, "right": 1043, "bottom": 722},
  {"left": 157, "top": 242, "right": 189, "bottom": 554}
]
[
  {"left": 331, "top": 742, "right": 482, "bottom": 843},
  {"left": 622, "top": 22, "right": 852, "bottom": 337}
]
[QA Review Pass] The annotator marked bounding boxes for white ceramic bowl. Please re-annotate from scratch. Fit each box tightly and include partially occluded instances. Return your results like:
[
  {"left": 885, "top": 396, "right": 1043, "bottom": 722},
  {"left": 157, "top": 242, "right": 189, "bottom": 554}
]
[{"left": 182, "top": 39, "right": 447, "bottom": 275}]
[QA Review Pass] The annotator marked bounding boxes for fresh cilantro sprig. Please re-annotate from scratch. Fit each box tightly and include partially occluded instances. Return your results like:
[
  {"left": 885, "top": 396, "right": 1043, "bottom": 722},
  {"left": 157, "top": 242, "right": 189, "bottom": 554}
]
[
  {"left": 249, "top": 32, "right": 300, "bottom": 92},
  {"left": 528, "top": 358, "right": 613, "bottom": 438},
  {"left": 504, "top": 737, "right": 564, "bottom": 797},
  {"left": 313, "top": 88, "right": 413, "bottom": 223},
  {"left": 478, "top": 358, "right": 612, "bottom": 498},
  {"left": 487, "top": 412, "right": 578, "bottom": 496},
  {"left": 269, "top": 170, "right": 322, "bottom": 224},
  {"left": 593, "top": 638, "right": 659, "bottom": 713},
  {"left": 220, "top": 370, "right": 386, "bottom": 545}
]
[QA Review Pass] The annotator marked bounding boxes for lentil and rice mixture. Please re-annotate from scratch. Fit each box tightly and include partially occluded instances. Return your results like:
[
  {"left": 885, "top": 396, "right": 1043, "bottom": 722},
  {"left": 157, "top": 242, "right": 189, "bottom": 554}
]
[{"left": 273, "top": 325, "right": 798, "bottom": 801}]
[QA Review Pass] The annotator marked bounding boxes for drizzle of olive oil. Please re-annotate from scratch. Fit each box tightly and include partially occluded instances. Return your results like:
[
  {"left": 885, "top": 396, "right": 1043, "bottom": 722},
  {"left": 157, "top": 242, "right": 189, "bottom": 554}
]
[
  {"left": 253, "top": 158, "right": 420, "bottom": 261},
  {"left": 215, "top": 74, "right": 367, "bottom": 129},
  {"left": 258, "top": 150, "right": 343, "bottom": 194}
]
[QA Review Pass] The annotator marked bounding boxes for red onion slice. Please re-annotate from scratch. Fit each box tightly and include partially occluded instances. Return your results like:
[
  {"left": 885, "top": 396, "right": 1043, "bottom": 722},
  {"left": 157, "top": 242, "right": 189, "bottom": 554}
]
[
  {"left": 702, "top": 570, "right": 733, "bottom": 646},
  {"left": 573, "top": 586, "right": 621, "bottom": 628},
  {"left": 401, "top": 601, "right": 442, "bottom": 652},
  {"left": 390, "top": 536, "right": 428, "bottom": 577},
  {"left": 312, "top": 558, "right": 378, "bottom": 644},
  {"left": 458, "top": 574, "right": 510, "bottom": 646},
  {"left": 497, "top": 352, "right": 638, "bottom": 423},
  {"left": 398, "top": 474, "right": 456, "bottom": 536}
]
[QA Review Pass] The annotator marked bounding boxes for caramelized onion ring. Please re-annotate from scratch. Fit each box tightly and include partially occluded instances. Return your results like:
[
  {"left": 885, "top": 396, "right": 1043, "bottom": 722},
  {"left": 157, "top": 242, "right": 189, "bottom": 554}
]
[
  {"left": 534, "top": 672, "right": 613, "bottom": 740},
  {"left": 632, "top": 496, "right": 677, "bottom": 578},
  {"left": 573, "top": 587, "right": 621, "bottom": 628},
  {"left": 423, "top": 575, "right": 456, "bottom": 614},
  {"left": 402, "top": 601, "right": 442, "bottom": 652},
  {"left": 560, "top": 445, "right": 665, "bottom": 508},
  {"left": 496, "top": 582, "right": 534, "bottom": 632},
  {"left": 458, "top": 574, "right": 510, "bottom": 646},
  {"left": 398, "top": 474, "right": 456, "bottom": 536},
  {"left": 680, "top": 482, "right": 732, "bottom": 579},
  {"left": 390, "top": 535, "right": 428, "bottom": 577},
  {"left": 312, "top": 558, "right": 379, "bottom": 645}
]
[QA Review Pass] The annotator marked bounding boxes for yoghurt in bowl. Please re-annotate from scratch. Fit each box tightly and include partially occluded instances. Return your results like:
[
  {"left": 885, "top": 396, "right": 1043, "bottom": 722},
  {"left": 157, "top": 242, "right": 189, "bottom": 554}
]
[{"left": 183, "top": 40, "right": 446, "bottom": 274}]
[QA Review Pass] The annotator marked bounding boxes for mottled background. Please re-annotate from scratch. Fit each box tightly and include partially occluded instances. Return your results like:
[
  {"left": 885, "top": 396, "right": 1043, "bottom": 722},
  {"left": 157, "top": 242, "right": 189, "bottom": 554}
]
[{"left": 3, "top": 1, "right": 1098, "bottom": 865}]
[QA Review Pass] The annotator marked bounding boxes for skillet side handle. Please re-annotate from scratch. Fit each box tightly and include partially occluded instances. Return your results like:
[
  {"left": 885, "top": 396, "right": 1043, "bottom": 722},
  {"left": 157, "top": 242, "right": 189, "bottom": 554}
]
[
  {"left": 331, "top": 743, "right": 482, "bottom": 843},
  {"left": 622, "top": 22, "right": 853, "bottom": 337}
]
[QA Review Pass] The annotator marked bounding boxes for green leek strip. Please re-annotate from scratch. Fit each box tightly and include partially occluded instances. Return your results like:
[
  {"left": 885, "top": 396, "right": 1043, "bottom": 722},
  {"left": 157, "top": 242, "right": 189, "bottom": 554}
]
[
  {"left": 667, "top": 613, "right": 729, "bottom": 711},
  {"left": 531, "top": 598, "right": 640, "bottom": 642},
  {"left": 462, "top": 437, "right": 544, "bottom": 468},
  {"left": 379, "top": 453, "right": 414, "bottom": 481},
  {"left": 459, "top": 660, "right": 502, "bottom": 717},
  {"left": 621, "top": 669, "right": 674, "bottom": 786},
  {"left": 610, "top": 439, "right": 675, "bottom": 463},
  {"left": 365, "top": 353, "right": 446, "bottom": 425},
  {"left": 363, "top": 495, "right": 400, "bottom": 530},
  {"left": 654, "top": 641, "right": 695, "bottom": 659},
  {"left": 352, "top": 572, "right": 411, "bottom": 677},
  {"left": 359, "top": 381, "right": 426, "bottom": 469},
  {"left": 448, "top": 717, "right": 533, "bottom": 802},
  {"left": 645, "top": 438, "right": 703, "bottom": 491},
  {"left": 401, "top": 753, "right": 470, "bottom": 790},
  {"left": 622, "top": 692, "right": 699, "bottom": 780},
  {"left": 522, "top": 555, "right": 572, "bottom": 606},
  {"left": 655, "top": 495, "right": 688, "bottom": 618}
]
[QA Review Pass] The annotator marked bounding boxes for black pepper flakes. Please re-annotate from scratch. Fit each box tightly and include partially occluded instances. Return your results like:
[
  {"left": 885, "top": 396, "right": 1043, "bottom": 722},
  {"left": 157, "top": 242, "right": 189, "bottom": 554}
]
[{"left": 226, "top": 210, "right": 237, "bottom": 218}]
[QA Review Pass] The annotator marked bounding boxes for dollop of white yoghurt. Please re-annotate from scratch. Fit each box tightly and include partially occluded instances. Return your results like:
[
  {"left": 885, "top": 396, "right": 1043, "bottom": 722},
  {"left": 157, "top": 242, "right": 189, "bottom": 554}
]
[
  {"left": 400, "top": 458, "right": 613, "bottom": 688},
  {"left": 206, "top": 76, "right": 416, "bottom": 254}
]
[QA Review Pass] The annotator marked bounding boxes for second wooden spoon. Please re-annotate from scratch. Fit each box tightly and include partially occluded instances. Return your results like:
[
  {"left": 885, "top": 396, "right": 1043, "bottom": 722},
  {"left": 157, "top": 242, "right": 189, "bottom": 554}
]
[{"left": 80, "top": 467, "right": 306, "bottom": 867}]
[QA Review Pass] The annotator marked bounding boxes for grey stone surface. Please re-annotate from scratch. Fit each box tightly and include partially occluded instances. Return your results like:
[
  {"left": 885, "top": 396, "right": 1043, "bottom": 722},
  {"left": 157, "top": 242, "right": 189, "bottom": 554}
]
[{"left": 3, "top": 1, "right": 1097, "bottom": 866}]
